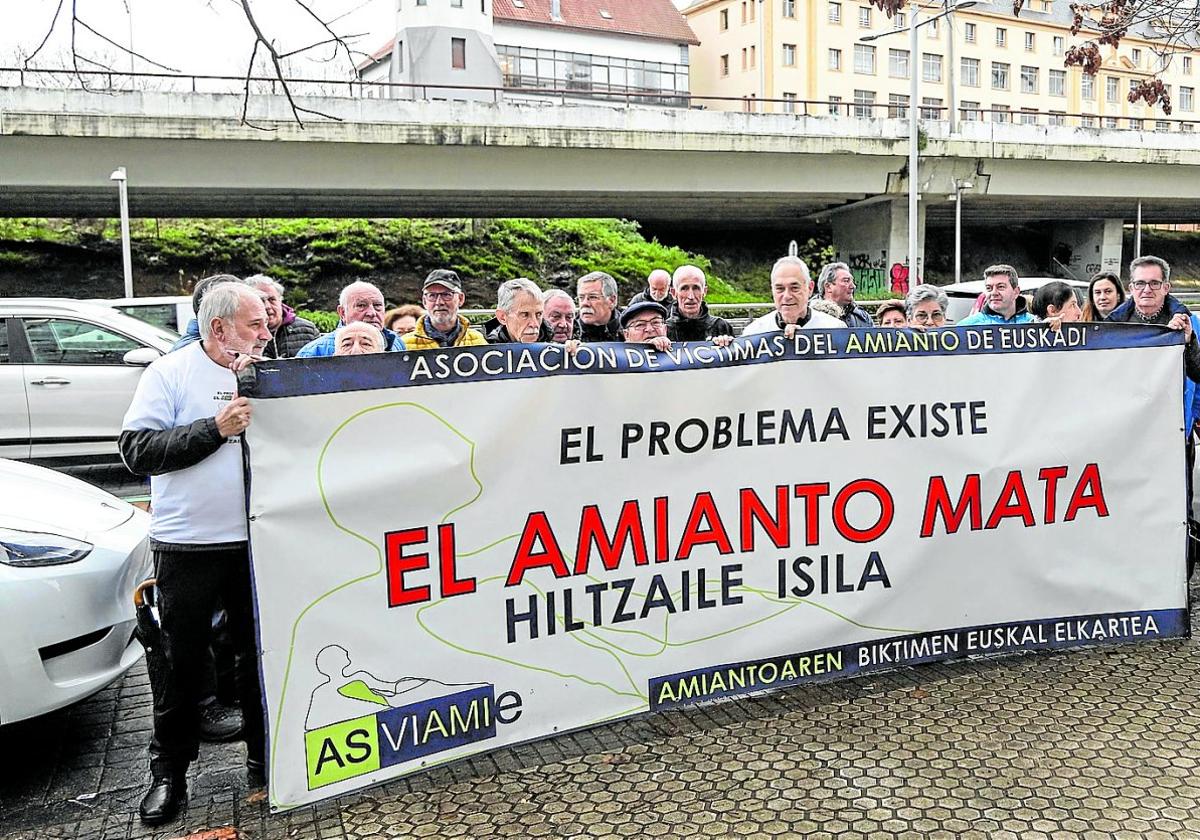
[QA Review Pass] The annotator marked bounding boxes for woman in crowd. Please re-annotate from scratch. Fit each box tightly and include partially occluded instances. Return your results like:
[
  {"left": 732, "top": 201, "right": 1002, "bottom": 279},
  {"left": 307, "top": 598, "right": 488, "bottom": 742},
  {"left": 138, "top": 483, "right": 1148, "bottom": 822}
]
[
  {"left": 876, "top": 300, "right": 908, "bottom": 327},
  {"left": 904, "top": 284, "right": 949, "bottom": 329},
  {"left": 1031, "top": 281, "right": 1083, "bottom": 322},
  {"left": 384, "top": 304, "right": 424, "bottom": 336},
  {"left": 1080, "top": 271, "right": 1125, "bottom": 321}
]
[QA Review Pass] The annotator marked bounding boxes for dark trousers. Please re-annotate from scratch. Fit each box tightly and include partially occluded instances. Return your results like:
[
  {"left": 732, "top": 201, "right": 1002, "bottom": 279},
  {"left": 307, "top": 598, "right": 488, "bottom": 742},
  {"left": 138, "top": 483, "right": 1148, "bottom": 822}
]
[{"left": 149, "top": 544, "right": 264, "bottom": 777}]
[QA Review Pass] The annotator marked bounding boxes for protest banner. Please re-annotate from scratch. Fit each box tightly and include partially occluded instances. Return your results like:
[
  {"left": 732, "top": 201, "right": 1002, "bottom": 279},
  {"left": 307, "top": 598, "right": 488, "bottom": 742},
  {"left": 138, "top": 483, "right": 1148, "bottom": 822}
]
[{"left": 242, "top": 323, "right": 1189, "bottom": 812}]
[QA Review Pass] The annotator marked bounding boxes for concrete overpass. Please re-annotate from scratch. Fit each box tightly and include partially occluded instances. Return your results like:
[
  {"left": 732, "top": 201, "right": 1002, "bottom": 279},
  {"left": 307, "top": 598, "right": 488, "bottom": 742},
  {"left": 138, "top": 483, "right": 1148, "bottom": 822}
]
[{"left": 2, "top": 84, "right": 1200, "bottom": 282}]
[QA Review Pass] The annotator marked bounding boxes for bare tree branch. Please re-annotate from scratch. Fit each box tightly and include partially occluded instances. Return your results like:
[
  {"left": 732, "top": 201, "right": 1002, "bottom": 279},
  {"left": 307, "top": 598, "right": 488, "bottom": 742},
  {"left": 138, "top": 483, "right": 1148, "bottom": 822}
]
[
  {"left": 75, "top": 18, "right": 180, "bottom": 72},
  {"left": 23, "top": 0, "right": 68, "bottom": 68}
]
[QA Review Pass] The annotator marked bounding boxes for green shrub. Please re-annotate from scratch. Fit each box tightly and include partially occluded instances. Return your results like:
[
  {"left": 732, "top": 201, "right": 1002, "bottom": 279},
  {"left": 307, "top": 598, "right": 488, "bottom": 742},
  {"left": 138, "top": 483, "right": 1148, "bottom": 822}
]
[{"left": 298, "top": 309, "right": 339, "bottom": 332}]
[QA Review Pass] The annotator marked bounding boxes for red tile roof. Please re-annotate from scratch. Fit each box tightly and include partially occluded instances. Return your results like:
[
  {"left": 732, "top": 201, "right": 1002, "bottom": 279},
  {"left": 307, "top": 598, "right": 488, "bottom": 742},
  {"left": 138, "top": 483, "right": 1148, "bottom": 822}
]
[{"left": 493, "top": 0, "right": 699, "bottom": 45}]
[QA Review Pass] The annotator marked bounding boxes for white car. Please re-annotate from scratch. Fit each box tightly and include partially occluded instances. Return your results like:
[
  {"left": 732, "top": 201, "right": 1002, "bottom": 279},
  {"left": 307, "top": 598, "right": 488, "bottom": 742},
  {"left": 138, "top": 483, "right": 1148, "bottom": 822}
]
[
  {"left": 0, "top": 299, "right": 177, "bottom": 461},
  {"left": 92, "top": 295, "right": 195, "bottom": 336},
  {"left": 942, "top": 277, "right": 1089, "bottom": 324},
  {"left": 0, "top": 458, "right": 151, "bottom": 724}
]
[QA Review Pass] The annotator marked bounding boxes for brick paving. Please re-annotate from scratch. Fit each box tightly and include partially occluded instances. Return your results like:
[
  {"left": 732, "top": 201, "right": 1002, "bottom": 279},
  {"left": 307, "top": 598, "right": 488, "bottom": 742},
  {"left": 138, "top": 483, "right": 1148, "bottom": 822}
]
[{"left": 6, "top": 464, "right": 1200, "bottom": 839}]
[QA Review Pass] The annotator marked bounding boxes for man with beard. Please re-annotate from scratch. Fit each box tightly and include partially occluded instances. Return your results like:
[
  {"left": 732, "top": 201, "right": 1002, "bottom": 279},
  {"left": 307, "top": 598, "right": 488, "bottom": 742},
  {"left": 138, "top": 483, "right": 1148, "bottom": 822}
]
[
  {"left": 296, "top": 281, "right": 405, "bottom": 356},
  {"left": 403, "top": 269, "right": 488, "bottom": 350},
  {"left": 120, "top": 283, "right": 271, "bottom": 825},
  {"left": 627, "top": 268, "right": 676, "bottom": 310},
  {"left": 247, "top": 274, "right": 320, "bottom": 359},
  {"left": 487, "top": 278, "right": 553, "bottom": 343},
  {"left": 665, "top": 265, "right": 734, "bottom": 342},
  {"left": 576, "top": 270, "right": 623, "bottom": 342}
]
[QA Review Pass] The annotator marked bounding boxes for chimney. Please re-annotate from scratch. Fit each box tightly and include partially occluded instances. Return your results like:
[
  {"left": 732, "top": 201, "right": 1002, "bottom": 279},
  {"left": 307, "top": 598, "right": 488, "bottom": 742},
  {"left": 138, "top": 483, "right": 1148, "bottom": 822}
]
[{"left": 550, "top": 0, "right": 562, "bottom": 20}]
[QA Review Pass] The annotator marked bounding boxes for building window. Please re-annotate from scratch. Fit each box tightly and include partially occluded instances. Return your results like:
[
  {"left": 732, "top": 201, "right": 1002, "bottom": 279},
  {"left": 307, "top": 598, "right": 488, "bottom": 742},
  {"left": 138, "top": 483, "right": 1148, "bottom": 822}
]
[
  {"left": 828, "top": 94, "right": 842, "bottom": 115},
  {"left": 992, "top": 62, "right": 1009, "bottom": 90},
  {"left": 921, "top": 97, "right": 942, "bottom": 119},
  {"left": 1020, "top": 65, "right": 1038, "bottom": 94},
  {"left": 995, "top": 27, "right": 1007, "bottom": 48},
  {"left": 451, "top": 37, "right": 466, "bottom": 69},
  {"left": 1020, "top": 108, "right": 1037, "bottom": 124},
  {"left": 828, "top": 1, "right": 841, "bottom": 23},
  {"left": 1156, "top": 119, "right": 1170, "bottom": 131},
  {"left": 1082, "top": 114, "right": 1096, "bottom": 127},
  {"left": 741, "top": 48, "right": 747, "bottom": 70},
  {"left": 1053, "top": 36, "right": 1064, "bottom": 56},
  {"left": 748, "top": 1, "right": 755, "bottom": 21},
  {"left": 1106, "top": 76, "right": 1119, "bottom": 103},
  {"left": 961, "top": 100, "right": 981, "bottom": 121},
  {"left": 783, "top": 91, "right": 798, "bottom": 112},
  {"left": 750, "top": 45, "right": 756, "bottom": 67},
  {"left": 1081, "top": 74, "right": 1095, "bottom": 100},
  {"left": 1129, "top": 117, "right": 1143, "bottom": 130},
  {"left": 1183, "top": 86, "right": 1196, "bottom": 111},
  {"left": 894, "top": 12, "right": 906, "bottom": 29},
  {"left": 854, "top": 44, "right": 876, "bottom": 74},
  {"left": 853, "top": 88, "right": 876, "bottom": 118},
  {"left": 1049, "top": 69, "right": 1065, "bottom": 96},
  {"left": 1048, "top": 111, "right": 1065, "bottom": 125},
  {"left": 1024, "top": 32, "right": 1035, "bottom": 51},
  {"left": 720, "top": 8, "right": 729, "bottom": 30},
  {"left": 396, "top": 41, "right": 404, "bottom": 73},
  {"left": 1102, "top": 116, "right": 1118, "bottom": 129},
  {"left": 922, "top": 53, "right": 942, "bottom": 82},
  {"left": 858, "top": 6, "right": 871, "bottom": 27},
  {"left": 888, "top": 93, "right": 909, "bottom": 118},
  {"left": 680, "top": 45, "right": 690, "bottom": 66},
  {"left": 961, "top": 57, "right": 979, "bottom": 87},
  {"left": 720, "top": 54, "right": 729, "bottom": 76},
  {"left": 451, "top": 0, "right": 463, "bottom": 6},
  {"left": 1183, "top": 122, "right": 1195, "bottom": 133},
  {"left": 1186, "top": 56, "right": 1194, "bottom": 75},
  {"left": 1129, "top": 78, "right": 1139, "bottom": 99},
  {"left": 964, "top": 22, "right": 976, "bottom": 43},
  {"left": 889, "top": 48, "right": 909, "bottom": 78},
  {"left": 829, "top": 48, "right": 842, "bottom": 71},
  {"left": 993, "top": 104, "right": 1011, "bottom": 122},
  {"left": 783, "top": 43, "right": 797, "bottom": 66},
  {"left": 741, "top": 1, "right": 747, "bottom": 24},
  {"left": 783, "top": 0, "right": 796, "bottom": 17},
  {"left": 1131, "top": 48, "right": 1142, "bottom": 66}
]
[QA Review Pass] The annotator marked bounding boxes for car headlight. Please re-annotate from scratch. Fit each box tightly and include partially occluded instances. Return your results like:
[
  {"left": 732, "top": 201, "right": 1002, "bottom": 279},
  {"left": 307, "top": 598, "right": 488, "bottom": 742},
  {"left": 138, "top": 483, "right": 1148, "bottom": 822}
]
[{"left": 0, "top": 527, "right": 93, "bottom": 567}]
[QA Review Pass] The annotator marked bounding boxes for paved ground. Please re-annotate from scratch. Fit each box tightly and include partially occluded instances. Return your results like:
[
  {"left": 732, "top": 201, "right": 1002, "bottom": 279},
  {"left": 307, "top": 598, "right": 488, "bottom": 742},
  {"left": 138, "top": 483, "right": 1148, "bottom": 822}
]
[{"left": 5, "top": 465, "right": 1200, "bottom": 839}]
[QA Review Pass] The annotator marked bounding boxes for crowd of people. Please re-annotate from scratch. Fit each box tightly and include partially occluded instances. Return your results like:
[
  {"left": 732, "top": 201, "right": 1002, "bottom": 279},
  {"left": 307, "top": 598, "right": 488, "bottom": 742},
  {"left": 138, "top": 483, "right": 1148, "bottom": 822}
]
[{"left": 120, "top": 248, "right": 1197, "bottom": 826}]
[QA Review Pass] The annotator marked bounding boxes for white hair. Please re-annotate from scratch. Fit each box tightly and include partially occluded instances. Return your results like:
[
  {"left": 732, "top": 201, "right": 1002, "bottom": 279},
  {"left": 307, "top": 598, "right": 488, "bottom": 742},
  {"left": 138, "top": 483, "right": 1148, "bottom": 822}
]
[
  {"left": 542, "top": 288, "right": 575, "bottom": 308},
  {"left": 335, "top": 322, "right": 384, "bottom": 351},
  {"left": 198, "top": 283, "right": 263, "bottom": 341},
  {"left": 246, "top": 273, "right": 284, "bottom": 297},
  {"left": 496, "top": 278, "right": 543, "bottom": 313},
  {"left": 339, "top": 280, "right": 384, "bottom": 309},
  {"left": 576, "top": 271, "right": 618, "bottom": 299},
  {"left": 672, "top": 264, "right": 706, "bottom": 288}
]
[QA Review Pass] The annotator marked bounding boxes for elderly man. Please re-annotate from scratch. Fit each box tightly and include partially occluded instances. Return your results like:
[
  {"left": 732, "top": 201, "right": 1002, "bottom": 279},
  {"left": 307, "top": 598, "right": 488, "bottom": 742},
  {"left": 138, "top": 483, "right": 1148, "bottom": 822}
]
[
  {"left": 403, "top": 269, "right": 488, "bottom": 349},
  {"left": 543, "top": 288, "right": 578, "bottom": 343},
  {"left": 905, "top": 284, "right": 950, "bottom": 329},
  {"left": 297, "top": 281, "right": 404, "bottom": 357},
  {"left": 334, "top": 322, "right": 386, "bottom": 355},
  {"left": 172, "top": 274, "right": 244, "bottom": 351},
  {"left": 247, "top": 274, "right": 320, "bottom": 359},
  {"left": 957, "top": 265, "right": 1035, "bottom": 326},
  {"left": 620, "top": 300, "right": 672, "bottom": 351},
  {"left": 120, "top": 283, "right": 271, "bottom": 826},
  {"left": 666, "top": 265, "right": 733, "bottom": 342},
  {"left": 817, "top": 262, "right": 873, "bottom": 329},
  {"left": 743, "top": 255, "right": 846, "bottom": 335},
  {"left": 628, "top": 268, "right": 676, "bottom": 310},
  {"left": 577, "top": 270, "right": 623, "bottom": 342},
  {"left": 1107, "top": 255, "right": 1200, "bottom": 381},
  {"left": 488, "top": 278, "right": 553, "bottom": 343}
]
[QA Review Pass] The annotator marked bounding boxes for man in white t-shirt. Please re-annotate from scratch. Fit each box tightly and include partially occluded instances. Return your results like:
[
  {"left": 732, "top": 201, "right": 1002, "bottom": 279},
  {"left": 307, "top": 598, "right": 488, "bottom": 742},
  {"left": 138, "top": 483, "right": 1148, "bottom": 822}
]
[
  {"left": 120, "top": 283, "right": 270, "bottom": 827},
  {"left": 742, "top": 254, "right": 846, "bottom": 335}
]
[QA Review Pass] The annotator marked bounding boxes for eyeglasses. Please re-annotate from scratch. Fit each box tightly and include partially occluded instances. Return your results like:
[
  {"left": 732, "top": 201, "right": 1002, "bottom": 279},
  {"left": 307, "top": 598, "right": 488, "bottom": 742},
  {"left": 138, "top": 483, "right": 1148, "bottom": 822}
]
[
  {"left": 625, "top": 318, "right": 665, "bottom": 332},
  {"left": 424, "top": 290, "right": 456, "bottom": 301},
  {"left": 1130, "top": 280, "right": 1165, "bottom": 290},
  {"left": 578, "top": 293, "right": 609, "bottom": 303},
  {"left": 912, "top": 311, "right": 946, "bottom": 323}
]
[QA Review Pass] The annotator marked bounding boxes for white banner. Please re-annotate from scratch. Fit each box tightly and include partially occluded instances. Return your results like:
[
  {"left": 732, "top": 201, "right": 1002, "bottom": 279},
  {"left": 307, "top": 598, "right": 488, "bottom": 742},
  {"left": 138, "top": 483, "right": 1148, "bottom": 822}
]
[{"left": 243, "top": 324, "right": 1189, "bottom": 812}]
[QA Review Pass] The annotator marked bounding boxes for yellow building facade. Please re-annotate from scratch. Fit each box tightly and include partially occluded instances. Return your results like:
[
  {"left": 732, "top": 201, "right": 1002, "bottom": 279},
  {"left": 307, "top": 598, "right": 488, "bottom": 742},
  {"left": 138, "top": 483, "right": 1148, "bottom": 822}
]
[{"left": 684, "top": 0, "right": 1200, "bottom": 130}]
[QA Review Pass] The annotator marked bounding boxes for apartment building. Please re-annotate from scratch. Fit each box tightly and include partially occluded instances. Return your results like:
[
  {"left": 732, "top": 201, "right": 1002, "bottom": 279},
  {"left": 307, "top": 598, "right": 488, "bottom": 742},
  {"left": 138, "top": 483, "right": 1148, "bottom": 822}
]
[{"left": 683, "top": 0, "right": 1200, "bottom": 130}]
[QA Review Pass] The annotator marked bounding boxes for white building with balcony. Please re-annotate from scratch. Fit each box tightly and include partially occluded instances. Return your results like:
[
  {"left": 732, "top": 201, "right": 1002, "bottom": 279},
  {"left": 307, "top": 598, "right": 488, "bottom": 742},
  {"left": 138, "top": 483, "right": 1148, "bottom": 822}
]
[{"left": 358, "top": 0, "right": 699, "bottom": 105}]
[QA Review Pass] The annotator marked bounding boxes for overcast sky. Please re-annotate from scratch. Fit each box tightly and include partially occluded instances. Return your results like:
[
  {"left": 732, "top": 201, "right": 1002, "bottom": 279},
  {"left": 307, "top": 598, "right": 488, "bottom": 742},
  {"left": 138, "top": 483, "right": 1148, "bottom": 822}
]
[{"left": 2, "top": 0, "right": 396, "bottom": 77}]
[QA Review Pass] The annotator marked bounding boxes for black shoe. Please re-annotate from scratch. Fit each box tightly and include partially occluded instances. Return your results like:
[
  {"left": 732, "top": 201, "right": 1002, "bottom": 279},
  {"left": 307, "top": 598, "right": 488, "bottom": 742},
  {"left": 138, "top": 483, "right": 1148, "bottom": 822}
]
[
  {"left": 198, "top": 701, "right": 244, "bottom": 743},
  {"left": 139, "top": 774, "right": 186, "bottom": 826},
  {"left": 246, "top": 757, "right": 266, "bottom": 789}
]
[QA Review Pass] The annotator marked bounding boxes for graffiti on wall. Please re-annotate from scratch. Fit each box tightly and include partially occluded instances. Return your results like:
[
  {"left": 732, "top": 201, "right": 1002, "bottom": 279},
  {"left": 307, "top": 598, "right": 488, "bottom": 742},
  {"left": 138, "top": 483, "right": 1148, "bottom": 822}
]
[{"left": 846, "top": 253, "right": 887, "bottom": 297}]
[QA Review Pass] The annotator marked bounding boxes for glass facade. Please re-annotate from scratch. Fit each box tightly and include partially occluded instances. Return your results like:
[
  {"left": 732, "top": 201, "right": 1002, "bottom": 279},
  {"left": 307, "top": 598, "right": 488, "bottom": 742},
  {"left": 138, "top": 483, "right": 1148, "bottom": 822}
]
[{"left": 496, "top": 45, "right": 689, "bottom": 106}]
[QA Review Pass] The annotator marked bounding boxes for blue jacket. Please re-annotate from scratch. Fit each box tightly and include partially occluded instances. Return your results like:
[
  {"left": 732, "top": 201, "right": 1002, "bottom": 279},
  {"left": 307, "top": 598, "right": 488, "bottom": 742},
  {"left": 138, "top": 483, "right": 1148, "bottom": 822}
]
[
  {"left": 171, "top": 318, "right": 201, "bottom": 352},
  {"left": 295, "top": 326, "right": 404, "bottom": 358},
  {"left": 956, "top": 297, "right": 1035, "bottom": 326}
]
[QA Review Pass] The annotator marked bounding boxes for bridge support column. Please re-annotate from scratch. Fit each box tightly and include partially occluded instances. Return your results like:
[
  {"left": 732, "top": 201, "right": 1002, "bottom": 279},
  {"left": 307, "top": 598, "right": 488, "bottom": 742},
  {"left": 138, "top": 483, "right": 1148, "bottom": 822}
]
[
  {"left": 1049, "top": 219, "right": 1124, "bottom": 281},
  {"left": 830, "top": 198, "right": 926, "bottom": 299}
]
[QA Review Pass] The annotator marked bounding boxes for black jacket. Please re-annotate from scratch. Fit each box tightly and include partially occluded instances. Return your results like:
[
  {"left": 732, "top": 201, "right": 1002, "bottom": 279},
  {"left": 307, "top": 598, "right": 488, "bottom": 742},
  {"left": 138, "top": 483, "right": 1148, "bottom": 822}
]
[
  {"left": 628, "top": 288, "right": 676, "bottom": 310},
  {"left": 486, "top": 320, "right": 554, "bottom": 344},
  {"left": 580, "top": 312, "right": 624, "bottom": 343},
  {"left": 264, "top": 315, "right": 321, "bottom": 359},
  {"left": 666, "top": 303, "right": 734, "bottom": 342},
  {"left": 119, "top": 419, "right": 224, "bottom": 477}
]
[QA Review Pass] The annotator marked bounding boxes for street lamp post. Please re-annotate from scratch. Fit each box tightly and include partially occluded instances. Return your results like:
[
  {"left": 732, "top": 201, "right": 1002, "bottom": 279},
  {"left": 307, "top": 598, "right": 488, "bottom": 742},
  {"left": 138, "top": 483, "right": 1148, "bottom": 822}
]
[
  {"left": 949, "top": 178, "right": 974, "bottom": 283},
  {"left": 861, "top": 1, "right": 976, "bottom": 281},
  {"left": 109, "top": 167, "right": 133, "bottom": 298}
]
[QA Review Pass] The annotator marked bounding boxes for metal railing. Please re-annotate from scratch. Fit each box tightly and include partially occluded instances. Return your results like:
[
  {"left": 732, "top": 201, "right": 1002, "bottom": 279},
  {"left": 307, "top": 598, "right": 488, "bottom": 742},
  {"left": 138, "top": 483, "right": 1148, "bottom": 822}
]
[{"left": 6, "top": 66, "right": 1200, "bottom": 132}]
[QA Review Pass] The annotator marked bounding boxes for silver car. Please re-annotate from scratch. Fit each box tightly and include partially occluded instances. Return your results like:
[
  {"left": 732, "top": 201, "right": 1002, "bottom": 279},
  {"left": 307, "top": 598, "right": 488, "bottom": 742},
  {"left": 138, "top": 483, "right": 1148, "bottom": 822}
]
[{"left": 0, "top": 299, "right": 177, "bottom": 462}]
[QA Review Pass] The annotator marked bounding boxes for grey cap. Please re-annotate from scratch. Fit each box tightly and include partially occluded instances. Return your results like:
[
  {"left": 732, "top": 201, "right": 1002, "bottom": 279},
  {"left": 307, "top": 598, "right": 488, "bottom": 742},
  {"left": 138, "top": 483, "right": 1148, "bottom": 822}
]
[{"left": 423, "top": 269, "right": 463, "bottom": 293}]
